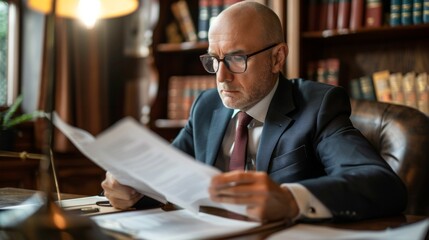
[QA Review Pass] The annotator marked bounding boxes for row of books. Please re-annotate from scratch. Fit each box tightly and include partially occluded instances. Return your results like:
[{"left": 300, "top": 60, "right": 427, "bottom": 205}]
[
  {"left": 350, "top": 70, "right": 429, "bottom": 116},
  {"left": 168, "top": 75, "right": 216, "bottom": 120},
  {"left": 307, "top": 58, "right": 341, "bottom": 86},
  {"left": 169, "top": 0, "right": 243, "bottom": 43},
  {"left": 307, "top": 0, "right": 429, "bottom": 32},
  {"left": 390, "top": 0, "right": 429, "bottom": 26},
  {"left": 169, "top": 0, "right": 284, "bottom": 43}
]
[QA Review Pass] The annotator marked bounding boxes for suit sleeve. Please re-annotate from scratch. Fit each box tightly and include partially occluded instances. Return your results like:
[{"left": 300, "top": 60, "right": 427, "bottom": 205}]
[{"left": 299, "top": 87, "right": 407, "bottom": 221}]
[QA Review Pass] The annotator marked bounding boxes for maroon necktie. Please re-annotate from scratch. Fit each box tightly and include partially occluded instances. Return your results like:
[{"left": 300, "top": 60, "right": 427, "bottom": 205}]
[{"left": 229, "top": 111, "right": 253, "bottom": 171}]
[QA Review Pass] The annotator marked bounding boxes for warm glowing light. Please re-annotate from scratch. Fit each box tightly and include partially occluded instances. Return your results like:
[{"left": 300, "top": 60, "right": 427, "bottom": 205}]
[
  {"left": 27, "top": 0, "right": 138, "bottom": 19},
  {"left": 53, "top": 212, "right": 67, "bottom": 229},
  {"left": 77, "top": 0, "right": 100, "bottom": 28}
]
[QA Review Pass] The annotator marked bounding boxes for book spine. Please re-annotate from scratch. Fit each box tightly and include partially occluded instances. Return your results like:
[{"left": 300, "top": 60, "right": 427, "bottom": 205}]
[
  {"left": 416, "top": 72, "right": 429, "bottom": 115},
  {"left": 198, "top": 0, "right": 210, "bottom": 41},
  {"left": 210, "top": 0, "right": 223, "bottom": 26},
  {"left": 365, "top": 0, "right": 383, "bottom": 27},
  {"left": 307, "top": 0, "right": 320, "bottom": 31},
  {"left": 171, "top": 0, "right": 198, "bottom": 42},
  {"left": 327, "top": 0, "right": 339, "bottom": 29},
  {"left": 350, "top": 78, "right": 363, "bottom": 99},
  {"left": 403, "top": 72, "right": 418, "bottom": 108},
  {"left": 413, "top": 0, "right": 423, "bottom": 24},
  {"left": 325, "top": 58, "right": 340, "bottom": 86},
  {"left": 316, "top": 60, "right": 327, "bottom": 84},
  {"left": 168, "top": 77, "right": 186, "bottom": 120},
  {"left": 372, "top": 70, "right": 392, "bottom": 103},
  {"left": 319, "top": 0, "right": 330, "bottom": 30},
  {"left": 401, "top": 0, "right": 413, "bottom": 25},
  {"left": 337, "top": 0, "right": 351, "bottom": 29},
  {"left": 390, "top": 0, "right": 402, "bottom": 26},
  {"left": 359, "top": 75, "right": 377, "bottom": 101},
  {"left": 388, "top": 72, "right": 405, "bottom": 105},
  {"left": 424, "top": 0, "right": 429, "bottom": 22},
  {"left": 350, "top": 0, "right": 364, "bottom": 30}
]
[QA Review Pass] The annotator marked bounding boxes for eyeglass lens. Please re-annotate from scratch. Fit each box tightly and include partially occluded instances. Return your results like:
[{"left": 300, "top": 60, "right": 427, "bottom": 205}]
[
  {"left": 201, "top": 55, "right": 247, "bottom": 74},
  {"left": 200, "top": 43, "right": 278, "bottom": 74}
]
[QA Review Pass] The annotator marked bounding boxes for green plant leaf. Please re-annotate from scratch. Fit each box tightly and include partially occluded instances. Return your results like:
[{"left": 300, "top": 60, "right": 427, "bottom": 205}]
[
  {"left": 3, "top": 112, "right": 41, "bottom": 129},
  {"left": 2, "top": 95, "right": 23, "bottom": 126}
]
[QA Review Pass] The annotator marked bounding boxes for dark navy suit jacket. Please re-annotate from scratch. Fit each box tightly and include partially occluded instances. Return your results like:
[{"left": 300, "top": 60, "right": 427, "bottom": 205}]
[{"left": 171, "top": 76, "right": 407, "bottom": 220}]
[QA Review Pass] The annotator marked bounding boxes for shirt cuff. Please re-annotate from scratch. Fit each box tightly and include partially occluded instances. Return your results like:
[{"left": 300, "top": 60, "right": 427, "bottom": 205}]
[{"left": 281, "top": 183, "right": 333, "bottom": 221}]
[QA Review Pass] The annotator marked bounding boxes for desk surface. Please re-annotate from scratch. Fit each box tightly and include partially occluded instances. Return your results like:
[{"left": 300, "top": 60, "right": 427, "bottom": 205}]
[{"left": 1, "top": 187, "right": 427, "bottom": 240}]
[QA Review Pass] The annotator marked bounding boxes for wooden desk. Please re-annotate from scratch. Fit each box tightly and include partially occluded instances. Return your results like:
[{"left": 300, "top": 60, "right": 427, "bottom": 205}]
[{"left": 1, "top": 188, "right": 427, "bottom": 240}]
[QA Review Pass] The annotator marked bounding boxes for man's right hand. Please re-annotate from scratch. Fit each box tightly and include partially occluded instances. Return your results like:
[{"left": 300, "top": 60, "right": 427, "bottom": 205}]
[{"left": 101, "top": 171, "right": 143, "bottom": 209}]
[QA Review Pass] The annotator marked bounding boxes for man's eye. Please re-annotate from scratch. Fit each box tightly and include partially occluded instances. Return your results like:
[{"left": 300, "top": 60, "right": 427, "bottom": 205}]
[{"left": 227, "top": 55, "right": 244, "bottom": 62}]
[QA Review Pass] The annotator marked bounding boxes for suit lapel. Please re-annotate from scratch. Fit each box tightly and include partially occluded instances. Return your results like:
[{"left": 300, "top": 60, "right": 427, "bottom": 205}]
[
  {"left": 256, "top": 77, "right": 296, "bottom": 172},
  {"left": 206, "top": 107, "right": 233, "bottom": 166}
]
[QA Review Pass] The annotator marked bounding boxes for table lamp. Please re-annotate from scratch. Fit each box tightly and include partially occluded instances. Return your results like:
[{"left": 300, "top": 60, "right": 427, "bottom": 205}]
[{"left": 0, "top": 0, "right": 138, "bottom": 239}]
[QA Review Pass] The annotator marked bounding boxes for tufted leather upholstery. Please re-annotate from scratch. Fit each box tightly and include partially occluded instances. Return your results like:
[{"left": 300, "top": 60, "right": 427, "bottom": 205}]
[{"left": 350, "top": 99, "right": 429, "bottom": 216}]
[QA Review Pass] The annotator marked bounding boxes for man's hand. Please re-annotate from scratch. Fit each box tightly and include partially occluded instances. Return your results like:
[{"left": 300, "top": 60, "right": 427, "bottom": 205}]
[
  {"left": 101, "top": 171, "right": 143, "bottom": 209},
  {"left": 209, "top": 171, "right": 299, "bottom": 223}
]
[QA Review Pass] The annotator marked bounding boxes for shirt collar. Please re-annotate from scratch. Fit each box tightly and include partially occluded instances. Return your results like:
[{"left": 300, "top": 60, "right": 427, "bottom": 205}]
[{"left": 232, "top": 79, "right": 279, "bottom": 123}]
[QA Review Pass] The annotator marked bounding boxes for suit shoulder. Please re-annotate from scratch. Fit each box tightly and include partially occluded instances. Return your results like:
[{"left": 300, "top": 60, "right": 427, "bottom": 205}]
[{"left": 289, "top": 78, "right": 348, "bottom": 101}]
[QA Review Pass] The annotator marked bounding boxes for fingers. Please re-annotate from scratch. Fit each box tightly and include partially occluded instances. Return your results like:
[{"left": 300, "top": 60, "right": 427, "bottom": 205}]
[
  {"left": 210, "top": 171, "right": 262, "bottom": 188},
  {"left": 101, "top": 172, "right": 143, "bottom": 209},
  {"left": 209, "top": 171, "right": 299, "bottom": 222}
]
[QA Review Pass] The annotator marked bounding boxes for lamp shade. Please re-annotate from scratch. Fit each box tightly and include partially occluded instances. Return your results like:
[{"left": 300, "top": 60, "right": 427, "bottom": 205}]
[{"left": 27, "top": 0, "right": 139, "bottom": 18}]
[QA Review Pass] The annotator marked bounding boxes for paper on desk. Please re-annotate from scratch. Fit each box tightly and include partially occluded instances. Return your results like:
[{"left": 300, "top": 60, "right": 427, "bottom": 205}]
[
  {"left": 59, "top": 195, "right": 108, "bottom": 208},
  {"left": 92, "top": 208, "right": 260, "bottom": 240},
  {"left": 268, "top": 218, "right": 429, "bottom": 240},
  {"left": 53, "top": 113, "right": 247, "bottom": 216}
]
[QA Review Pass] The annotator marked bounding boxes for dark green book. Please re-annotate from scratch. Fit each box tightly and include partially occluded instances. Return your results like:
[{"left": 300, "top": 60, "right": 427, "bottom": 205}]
[
  {"left": 350, "top": 78, "right": 363, "bottom": 99},
  {"left": 401, "top": 0, "right": 413, "bottom": 24},
  {"left": 413, "top": 0, "right": 423, "bottom": 24},
  {"left": 423, "top": 0, "right": 429, "bottom": 22},
  {"left": 359, "top": 75, "right": 377, "bottom": 101},
  {"left": 390, "top": 0, "right": 402, "bottom": 26}
]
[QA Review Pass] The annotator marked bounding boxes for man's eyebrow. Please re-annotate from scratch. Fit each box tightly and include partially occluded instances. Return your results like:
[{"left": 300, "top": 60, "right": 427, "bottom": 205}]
[{"left": 207, "top": 49, "right": 245, "bottom": 56}]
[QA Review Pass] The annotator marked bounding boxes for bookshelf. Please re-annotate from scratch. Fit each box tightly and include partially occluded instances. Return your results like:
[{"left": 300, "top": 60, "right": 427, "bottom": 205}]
[
  {"left": 297, "top": 0, "right": 429, "bottom": 110},
  {"left": 150, "top": 0, "right": 287, "bottom": 141}
]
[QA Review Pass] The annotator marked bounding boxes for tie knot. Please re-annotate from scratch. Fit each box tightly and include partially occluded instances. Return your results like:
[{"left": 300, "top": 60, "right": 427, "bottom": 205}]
[{"left": 237, "top": 111, "right": 253, "bottom": 127}]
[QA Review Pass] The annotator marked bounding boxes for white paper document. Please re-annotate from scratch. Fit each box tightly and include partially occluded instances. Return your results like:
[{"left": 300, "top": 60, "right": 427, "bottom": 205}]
[
  {"left": 92, "top": 209, "right": 260, "bottom": 240},
  {"left": 52, "top": 113, "right": 247, "bottom": 216},
  {"left": 268, "top": 218, "right": 429, "bottom": 240}
]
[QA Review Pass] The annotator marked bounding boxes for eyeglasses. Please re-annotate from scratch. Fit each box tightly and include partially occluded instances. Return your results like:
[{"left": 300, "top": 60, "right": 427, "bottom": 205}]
[{"left": 199, "top": 43, "right": 278, "bottom": 74}]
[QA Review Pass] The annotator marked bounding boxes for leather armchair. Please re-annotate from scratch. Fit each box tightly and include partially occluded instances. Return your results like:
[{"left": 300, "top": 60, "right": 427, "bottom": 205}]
[{"left": 350, "top": 99, "right": 429, "bottom": 216}]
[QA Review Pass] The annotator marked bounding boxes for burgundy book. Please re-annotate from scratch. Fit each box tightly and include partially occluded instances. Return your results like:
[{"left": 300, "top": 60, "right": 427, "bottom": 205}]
[
  {"left": 327, "top": 0, "right": 339, "bottom": 30},
  {"left": 349, "top": 0, "right": 364, "bottom": 30},
  {"left": 337, "top": 0, "right": 351, "bottom": 29},
  {"left": 365, "top": 0, "right": 383, "bottom": 27},
  {"left": 307, "top": 0, "right": 319, "bottom": 31},
  {"left": 319, "top": 0, "right": 329, "bottom": 30}
]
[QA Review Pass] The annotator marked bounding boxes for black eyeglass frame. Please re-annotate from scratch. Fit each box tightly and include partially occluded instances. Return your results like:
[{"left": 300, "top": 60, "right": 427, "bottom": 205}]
[{"left": 199, "top": 43, "right": 279, "bottom": 74}]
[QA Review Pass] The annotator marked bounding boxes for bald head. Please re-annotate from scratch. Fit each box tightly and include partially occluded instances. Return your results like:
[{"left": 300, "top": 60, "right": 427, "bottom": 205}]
[{"left": 209, "top": 1, "right": 284, "bottom": 45}]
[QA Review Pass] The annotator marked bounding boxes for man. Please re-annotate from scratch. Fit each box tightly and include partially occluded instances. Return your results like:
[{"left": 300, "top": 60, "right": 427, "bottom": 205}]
[{"left": 102, "top": 2, "right": 406, "bottom": 223}]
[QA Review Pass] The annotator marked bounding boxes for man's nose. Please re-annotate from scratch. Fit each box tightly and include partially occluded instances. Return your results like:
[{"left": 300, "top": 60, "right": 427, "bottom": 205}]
[{"left": 216, "top": 61, "right": 233, "bottom": 82}]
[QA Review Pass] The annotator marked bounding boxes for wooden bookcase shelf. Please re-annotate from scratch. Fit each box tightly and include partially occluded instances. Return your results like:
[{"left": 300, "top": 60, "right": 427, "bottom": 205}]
[
  {"left": 298, "top": 1, "right": 429, "bottom": 95},
  {"left": 301, "top": 23, "right": 429, "bottom": 41}
]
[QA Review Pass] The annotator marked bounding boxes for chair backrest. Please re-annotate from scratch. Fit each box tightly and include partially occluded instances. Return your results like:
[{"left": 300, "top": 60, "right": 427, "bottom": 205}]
[{"left": 350, "top": 99, "right": 429, "bottom": 216}]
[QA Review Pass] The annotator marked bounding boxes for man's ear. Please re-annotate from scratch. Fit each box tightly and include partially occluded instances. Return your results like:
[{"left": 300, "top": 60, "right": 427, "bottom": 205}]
[{"left": 271, "top": 43, "right": 288, "bottom": 73}]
